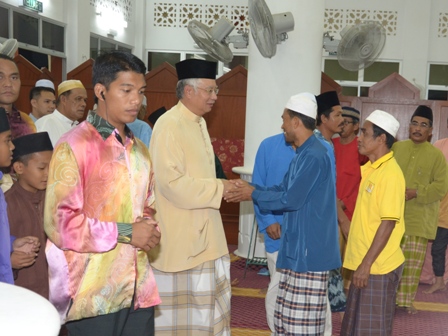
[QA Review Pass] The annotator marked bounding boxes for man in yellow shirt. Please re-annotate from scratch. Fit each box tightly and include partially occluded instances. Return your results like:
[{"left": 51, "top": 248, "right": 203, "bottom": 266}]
[
  {"left": 149, "top": 59, "right": 233, "bottom": 335},
  {"left": 342, "top": 110, "right": 405, "bottom": 336}
]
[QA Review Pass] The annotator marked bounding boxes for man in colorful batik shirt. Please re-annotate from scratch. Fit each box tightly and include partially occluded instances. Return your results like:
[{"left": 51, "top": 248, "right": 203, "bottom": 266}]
[{"left": 44, "top": 51, "right": 161, "bottom": 335}]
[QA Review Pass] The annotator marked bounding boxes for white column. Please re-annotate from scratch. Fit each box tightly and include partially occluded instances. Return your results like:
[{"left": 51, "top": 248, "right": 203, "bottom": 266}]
[
  {"left": 64, "top": 1, "right": 91, "bottom": 73},
  {"left": 233, "top": 0, "right": 325, "bottom": 259},
  {"left": 133, "top": 0, "right": 147, "bottom": 66},
  {"left": 233, "top": 167, "right": 267, "bottom": 259}
]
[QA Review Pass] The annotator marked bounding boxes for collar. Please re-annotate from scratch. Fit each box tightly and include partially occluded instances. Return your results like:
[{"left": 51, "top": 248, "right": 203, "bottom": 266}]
[
  {"left": 296, "top": 134, "right": 316, "bottom": 154},
  {"left": 86, "top": 110, "right": 132, "bottom": 142},
  {"left": 313, "top": 128, "right": 334, "bottom": 149},
  {"left": 178, "top": 101, "right": 203, "bottom": 123},
  {"left": 53, "top": 109, "right": 79, "bottom": 127},
  {"left": 371, "top": 151, "right": 394, "bottom": 169},
  {"left": 12, "top": 182, "right": 45, "bottom": 204}
]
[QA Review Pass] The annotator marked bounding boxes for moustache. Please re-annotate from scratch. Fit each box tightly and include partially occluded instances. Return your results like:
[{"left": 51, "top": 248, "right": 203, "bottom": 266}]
[{"left": 412, "top": 132, "right": 422, "bottom": 136}]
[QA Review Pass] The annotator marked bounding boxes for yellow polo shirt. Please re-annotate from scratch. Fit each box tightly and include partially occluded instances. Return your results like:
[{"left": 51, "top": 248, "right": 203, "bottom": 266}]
[{"left": 344, "top": 151, "right": 405, "bottom": 275}]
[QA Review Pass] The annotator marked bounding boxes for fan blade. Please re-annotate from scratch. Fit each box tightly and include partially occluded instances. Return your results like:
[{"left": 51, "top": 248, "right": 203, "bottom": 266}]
[{"left": 337, "top": 21, "right": 386, "bottom": 71}]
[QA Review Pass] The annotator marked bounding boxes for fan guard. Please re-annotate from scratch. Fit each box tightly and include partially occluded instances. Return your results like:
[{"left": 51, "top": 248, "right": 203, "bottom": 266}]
[
  {"left": 337, "top": 21, "right": 386, "bottom": 71},
  {"left": 188, "top": 18, "right": 235, "bottom": 63},
  {"left": 248, "top": 0, "right": 294, "bottom": 59},
  {"left": 0, "top": 39, "right": 19, "bottom": 58}
]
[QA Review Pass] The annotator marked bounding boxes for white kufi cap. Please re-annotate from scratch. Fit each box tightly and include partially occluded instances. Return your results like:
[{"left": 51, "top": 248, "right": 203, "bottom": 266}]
[
  {"left": 35, "top": 79, "right": 55, "bottom": 90},
  {"left": 366, "top": 110, "right": 400, "bottom": 138},
  {"left": 285, "top": 92, "right": 317, "bottom": 119}
]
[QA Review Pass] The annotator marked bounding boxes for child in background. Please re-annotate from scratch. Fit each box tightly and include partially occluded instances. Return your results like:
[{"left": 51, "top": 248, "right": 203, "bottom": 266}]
[
  {"left": 6, "top": 132, "right": 53, "bottom": 298},
  {"left": 0, "top": 107, "right": 39, "bottom": 284}
]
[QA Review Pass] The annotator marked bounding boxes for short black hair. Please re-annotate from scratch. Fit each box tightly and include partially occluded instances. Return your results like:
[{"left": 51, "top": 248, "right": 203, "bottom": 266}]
[
  {"left": 287, "top": 109, "right": 316, "bottom": 131},
  {"left": 93, "top": 51, "right": 146, "bottom": 103},
  {"left": 372, "top": 123, "right": 395, "bottom": 149},
  {"left": 13, "top": 152, "right": 34, "bottom": 165},
  {"left": 29, "top": 86, "right": 55, "bottom": 101},
  {"left": 316, "top": 107, "right": 333, "bottom": 126}
]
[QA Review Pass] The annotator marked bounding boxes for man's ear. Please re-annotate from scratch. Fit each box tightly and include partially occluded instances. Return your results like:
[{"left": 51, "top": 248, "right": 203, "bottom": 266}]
[
  {"left": 94, "top": 83, "right": 106, "bottom": 101},
  {"left": 12, "top": 161, "right": 24, "bottom": 175},
  {"left": 30, "top": 99, "right": 38, "bottom": 109}
]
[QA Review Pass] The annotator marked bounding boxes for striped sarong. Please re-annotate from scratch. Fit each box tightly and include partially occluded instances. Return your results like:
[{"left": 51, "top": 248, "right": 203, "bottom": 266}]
[
  {"left": 274, "top": 269, "right": 329, "bottom": 336},
  {"left": 341, "top": 264, "right": 403, "bottom": 336},
  {"left": 396, "top": 235, "right": 428, "bottom": 307},
  {"left": 153, "top": 255, "right": 231, "bottom": 335}
]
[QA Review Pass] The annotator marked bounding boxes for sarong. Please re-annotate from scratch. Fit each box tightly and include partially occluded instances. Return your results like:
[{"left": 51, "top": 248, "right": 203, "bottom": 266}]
[
  {"left": 274, "top": 269, "right": 329, "bottom": 336},
  {"left": 341, "top": 264, "right": 403, "bottom": 336},
  {"left": 153, "top": 255, "right": 231, "bottom": 335},
  {"left": 396, "top": 235, "right": 428, "bottom": 307}
]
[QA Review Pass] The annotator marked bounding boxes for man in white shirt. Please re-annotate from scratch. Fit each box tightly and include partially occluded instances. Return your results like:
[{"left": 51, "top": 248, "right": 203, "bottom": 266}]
[
  {"left": 35, "top": 80, "right": 87, "bottom": 146},
  {"left": 29, "top": 79, "right": 56, "bottom": 123}
]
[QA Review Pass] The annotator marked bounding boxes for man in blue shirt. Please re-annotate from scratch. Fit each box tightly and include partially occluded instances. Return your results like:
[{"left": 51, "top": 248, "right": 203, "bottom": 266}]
[
  {"left": 225, "top": 93, "right": 341, "bottom": 335},
  {"left": 252, "top": 133, "right": 296, "bottom": 333}
]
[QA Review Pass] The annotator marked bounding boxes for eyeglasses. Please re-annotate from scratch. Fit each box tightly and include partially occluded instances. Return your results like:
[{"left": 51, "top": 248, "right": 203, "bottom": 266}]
[
  {"left": 342, "top": 120, "right": 354, "bottom": 125},
  {"left": 409, "top": 120, "right": 431, "bottom": 129},
  {"left": 197, "top": 86, "right": 219, "bottom": 95}
]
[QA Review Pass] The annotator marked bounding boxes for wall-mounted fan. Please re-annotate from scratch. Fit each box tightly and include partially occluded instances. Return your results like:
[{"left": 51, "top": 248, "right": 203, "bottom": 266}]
[
  {"left": 323, "top": 21, "right": 386, "bottom": 71},
  {"left": 248, "top": 0, "right": 295, "bottom": 59},
  {"left": 0, "top": 39, "right": 19, "bottom": 58},
  {"left": 188, "top": 17, "right": 249, "bottom": 63}
]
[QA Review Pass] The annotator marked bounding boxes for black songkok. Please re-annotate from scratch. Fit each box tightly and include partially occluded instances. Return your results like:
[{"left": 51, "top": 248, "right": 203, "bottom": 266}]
[
  {"left": 148, "top": 106, "right": 167, "bottom": 126},
  {"left": 0, "top": 107, "right": 10, "bottom": 133},
  {"left": 12, "top": 132, "right": 53, "bottom": 162},
  {"left": 412, "top": 105, "right": 433, "bottom": 122},
  {"left": 175, "top": 59, "right": 217, "bottom": 80},
  {"left": 316, "top": 91, "right": 340, "bottom": 114}
]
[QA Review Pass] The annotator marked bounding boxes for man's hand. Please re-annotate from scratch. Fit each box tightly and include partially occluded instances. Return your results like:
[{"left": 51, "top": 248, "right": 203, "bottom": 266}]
[
  {"left": 221, "top": 179, "right": 235, "bottom": 196},
  {"left": 11, "top": 251, "right": 36, "bottom": 269},
  {"left": 131, "top": 217, "right": 161, "bottom": 252},
  {"left": 352, "top": 261, "right": 372, "bottom": 288},
  {"left": 337, "top": 199, "right": 346, "bottom": 211},
  {"left": 337, "top": 200, "right": 350, "bottom": 239},
  {"left": 13, "top": 236, "right": 40, "bottom": 254},
  {"left": 339, "top": 219, "right": 350, "bottom": 240},
  {"left": 405, "top": 188, "right": 417, "bottom": 201},
  {"left": 266, "top": 223, "right": 281, "bottom": 240},
  {"left": 224, "top": 179, "right": 254, "bottom": 202}
]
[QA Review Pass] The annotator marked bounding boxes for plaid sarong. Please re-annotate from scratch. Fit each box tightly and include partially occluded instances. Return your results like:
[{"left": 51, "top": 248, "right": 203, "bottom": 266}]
[
  {"left": 396, "top": 235, "right": 428, "bottom": 307},
  {"left": 274, "top": 269, "right": 329, "bottom": 336},
  {"left": 153, "top": 255, "right": 231, "bottom": 335},
  {"left": 341, "top": 264, "right": 403, "bottom": 336}
]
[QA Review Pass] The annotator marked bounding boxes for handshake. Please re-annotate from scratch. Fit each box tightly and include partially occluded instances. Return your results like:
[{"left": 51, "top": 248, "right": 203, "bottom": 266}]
[{"left": 222, "top": 179, "right": 255, "bottom": 203}]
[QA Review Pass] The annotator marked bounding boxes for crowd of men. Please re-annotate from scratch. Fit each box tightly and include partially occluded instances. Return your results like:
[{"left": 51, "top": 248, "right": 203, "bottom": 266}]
[{"left": 0, "top": 49, "right": 448, "bottom": 336}]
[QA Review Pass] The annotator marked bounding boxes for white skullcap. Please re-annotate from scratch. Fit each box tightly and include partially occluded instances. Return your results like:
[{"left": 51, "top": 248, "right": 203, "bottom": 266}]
[
  {"left": 35, "top": 79, "right": 55, "bottom": 90},
  {"left": 285, "top": 92, "right": 317, "bottom": 120},
  {"left": 366, "top": 110, "right": 400, "bottom": 138}
]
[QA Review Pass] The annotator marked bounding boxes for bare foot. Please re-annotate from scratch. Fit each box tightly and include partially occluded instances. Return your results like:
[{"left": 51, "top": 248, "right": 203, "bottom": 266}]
[
  {"left": 423, "top": 280, "right": 446, "bottom": 294},
  {"left": 231, "top": 278, "right": 239, "bottom": 287},
  {"left": 407, "top": 304, "right": 418, "bottom": 314},
  {"left": 258, "top": 287, "right": 268, "bottom": 295}
]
